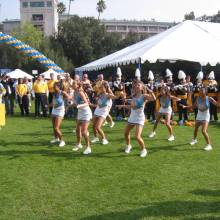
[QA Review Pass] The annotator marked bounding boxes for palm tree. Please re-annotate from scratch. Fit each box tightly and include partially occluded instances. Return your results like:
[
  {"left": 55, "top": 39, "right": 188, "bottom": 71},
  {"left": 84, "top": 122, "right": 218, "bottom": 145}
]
[
  {"left": 57, "top": 2, "right": 66, "bottom": 15},
  {"left": 68, "top": 0, "right": 74, "bottom": 18},
  {"left": 96, "top": 0, "right": 106, "bottom": 20}
]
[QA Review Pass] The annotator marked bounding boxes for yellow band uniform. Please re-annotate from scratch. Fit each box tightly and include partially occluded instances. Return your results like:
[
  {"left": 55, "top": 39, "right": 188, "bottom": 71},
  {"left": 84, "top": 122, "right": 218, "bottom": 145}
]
[
  {"left": 33, "top": 81, "right": 48, "bottom": 94},
  {"left": 47, "top": 80, "right": 57, "bottom": 93},
  {"left": 16, "top": 84, "right": 28, "bottom": 96}
]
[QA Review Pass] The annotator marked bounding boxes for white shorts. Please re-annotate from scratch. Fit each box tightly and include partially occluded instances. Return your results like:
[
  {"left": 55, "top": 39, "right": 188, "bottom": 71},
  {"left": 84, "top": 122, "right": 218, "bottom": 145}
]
[
  {"left": 77, "top": 106, "right": 92, "bottom": 121},
  {"left": 52, "top": 106, "right": 65, "bottom": 118},
  {"left": 196, "top": 110, "right": 210, "bottom": 122},
  {"left": 94, "top": 106, "right": 109, "bottom": 119},
  {"left": 128, "top": 109, "right": 145, "bottom": 126},
  {"left": 159, "top": 106, "right": 172, "bottom": 115}
]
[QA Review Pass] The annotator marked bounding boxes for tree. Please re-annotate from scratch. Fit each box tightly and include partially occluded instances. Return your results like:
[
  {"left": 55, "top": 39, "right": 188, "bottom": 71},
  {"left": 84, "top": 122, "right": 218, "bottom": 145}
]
[
  {"left": 68, "top": 0, "right": 74, "bottom": 17},
  {"left": 184, "top": 11, "right": 195, "bottom": 20},
  {"left": 57, "top": 16, "right": 107, "bottom": 67},
  {"left": 56, "top": 16, "right": 150, "bottom": 68},
  {"left": 184, "top": 11, "right": 196, "bottom": 20},
  {"left": 57, "top": 2, "right": 66, "bottom": 15},
  {"left": 118, "top": 32, "right": 148, "bottom": 49},
  {"left": 211, "top": 10, "right": 220, "bottom": 23},
  {"left": 96, "top": 0, "right": 106, "bottom": 20},
  {"left": 12, "top": 22, "right": 43, "bottom": 50}
]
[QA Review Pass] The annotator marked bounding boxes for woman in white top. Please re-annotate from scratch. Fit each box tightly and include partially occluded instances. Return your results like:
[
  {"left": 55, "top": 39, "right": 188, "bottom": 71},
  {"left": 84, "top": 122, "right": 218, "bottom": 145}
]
[
  {"left": 149, "top": 86, "right": 180, "bottom": 141},
  {"left": 182, "top": 86, "right": 220, "bottom": 151},
  {"left": 72, "top": 81, "right": 92, "bottom": 155},
  {"left": 50, "top": 82, "right": 72, "bottom": 147},
  {"left": 91, "top": 82, "right": 117, "bottom": 145},
  {"left": 118, "top": 80, "right": 156, "bottom": 158}
]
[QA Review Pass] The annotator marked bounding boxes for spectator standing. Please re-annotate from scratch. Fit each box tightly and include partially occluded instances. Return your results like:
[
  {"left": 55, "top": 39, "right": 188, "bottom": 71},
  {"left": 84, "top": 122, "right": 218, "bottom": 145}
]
[{"left": 33, "top": 75, "right": 48, "bottom": 117}]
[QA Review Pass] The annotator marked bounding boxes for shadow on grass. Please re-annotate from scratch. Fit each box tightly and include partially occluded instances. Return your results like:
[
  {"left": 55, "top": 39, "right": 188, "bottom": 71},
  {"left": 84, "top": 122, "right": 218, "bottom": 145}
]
[
  {"left": 191, "top": 189, "right": 220, "bottom": 197},
  {"left": 80, "top": 201, "right": 220, "bottom": 220},
  {"left": 148, "top": 143, "right": 201, "bottom": 154},
  {"left": 0, "top": 148, "right": 137, "bottom": 160}
]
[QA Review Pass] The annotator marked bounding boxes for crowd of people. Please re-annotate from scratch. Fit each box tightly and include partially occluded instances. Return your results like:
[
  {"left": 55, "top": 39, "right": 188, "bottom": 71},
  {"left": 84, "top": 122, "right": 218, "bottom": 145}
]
[{"left": 0, "top": 67, "right": 220, "bottom": 157}]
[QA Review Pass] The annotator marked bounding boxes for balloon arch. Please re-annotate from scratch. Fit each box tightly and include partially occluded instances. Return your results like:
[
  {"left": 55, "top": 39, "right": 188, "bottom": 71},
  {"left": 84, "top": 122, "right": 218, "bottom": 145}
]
[{"left": 0, "top": 32, "right": 64, "bottom": 73}]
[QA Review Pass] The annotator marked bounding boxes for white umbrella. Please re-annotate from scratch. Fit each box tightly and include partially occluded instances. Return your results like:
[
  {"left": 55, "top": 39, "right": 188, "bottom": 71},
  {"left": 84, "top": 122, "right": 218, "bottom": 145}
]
[
  {"left": 40, "top": 69, "right": 64, "bottom": 79},
  {"left": 6, "top": 69, "right": 33, "bottom": 79}
]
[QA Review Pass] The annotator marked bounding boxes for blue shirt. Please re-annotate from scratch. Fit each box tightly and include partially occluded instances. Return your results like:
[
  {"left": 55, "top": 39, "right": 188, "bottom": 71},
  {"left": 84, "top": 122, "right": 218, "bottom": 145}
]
[
  {"left": 53, "top": 92, "right": 64, "bottom": 108},
  {"left": 75, "top": 92, "right": 85, "bottom": 105},
  {"left": 134, "top": 95, "right": 145, "bottom": 109},
  {"left": 98, "top": 94, "right": 109, "bottom": 108},
  {"left": 197, "top": 96, "right": 209, "bottom": 111},
  {"left": 160, "top": 96, "right": 171, "bottom": 108}
]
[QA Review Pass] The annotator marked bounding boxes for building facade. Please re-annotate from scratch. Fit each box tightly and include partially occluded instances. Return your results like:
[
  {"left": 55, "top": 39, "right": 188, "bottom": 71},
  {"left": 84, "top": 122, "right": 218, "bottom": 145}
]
[
  {"left": 20, "top": 0, "right": 58, "bottom": 36},
  {"left": 2, "top": 19, "right": 20, "bottom": 34},
  {"left": 2, "top": 10, "right": 173, "bottom": 38},
  {"left": 102, "top": 19, "right": 174, "bottom": 38},
  {"left": 60, "top": 15, "right": 174, "bottom": 38}
]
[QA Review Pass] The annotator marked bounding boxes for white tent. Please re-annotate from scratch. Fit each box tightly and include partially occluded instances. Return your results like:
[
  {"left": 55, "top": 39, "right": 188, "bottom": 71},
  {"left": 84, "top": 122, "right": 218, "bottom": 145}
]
[
  {"left": 40, "top": 69, "right": 62, "bottom": 79},
  {"left": 75, "top": 20, "right": 220, "bottom": 72},
  {"left": 6, "top": 69, "right": 33, "bottom": 79}
]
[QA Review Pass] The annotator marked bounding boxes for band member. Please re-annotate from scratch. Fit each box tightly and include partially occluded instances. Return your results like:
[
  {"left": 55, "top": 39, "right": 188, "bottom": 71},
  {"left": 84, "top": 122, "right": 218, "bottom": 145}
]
[
  {"left": 50, "top": 82, "right": 72, "bottom": 147},
  {"left": 91, "top": 82, "right": 117, "bottom": 145},
  {"left": 119, "top": 81, "right": 156, "bottom": 158},
  {"left": 113, "top": 72, "right": 126, "bottom": 121},
  {"left": 16, "top": 78, "right": 29, "bottom": 116},
  {"left": 145, "top": 70, "right": 156, "bottom": 122},
  {"left": 82, "top": 73, "right": 93, "bottom": 102},
  {"left": 72, "top": 81, "right": 92, "bottom": 154},
  {"left": 193, "top": 71, "right": 204, "bottom": 119},
  {"left": 186, "top": 75, "right": 193, "bottom": 106},
  {"left": 149, "top": 86, "right": 181, "bottom": 141},
  {"left": 175, "top": 70, "right": 189, "bottom": 125},
  {"left": 94, "top": 74, "right": 106, "bottom": 96},
  {"left": 33, "top": 75, "right": 48, "bottom": 117},
  {"left": 47, "top": 73, "right": 57, "bottom": 115},
  {"left": 164, "top": 68, "right": 176, "bottom": 114},
  {"left": 204, "top": 71, "right": 218, "bottom": 121},
  {"left": 165, "top": 69, "right": 175, "bottom": 94},
  {"left": 182, "top": 87, "right": 220, "bottom": 151}
]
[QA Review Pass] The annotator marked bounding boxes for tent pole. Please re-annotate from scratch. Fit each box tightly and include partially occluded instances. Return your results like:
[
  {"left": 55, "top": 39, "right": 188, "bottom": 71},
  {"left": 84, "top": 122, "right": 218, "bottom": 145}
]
[{"left": 138, "top": 59, "right": 141, "bottom": 73}]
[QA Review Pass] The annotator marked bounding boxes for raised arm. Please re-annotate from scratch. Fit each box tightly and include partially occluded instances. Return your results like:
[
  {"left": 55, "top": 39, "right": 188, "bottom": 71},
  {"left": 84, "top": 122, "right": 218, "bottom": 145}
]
[
  {"left": 209, "top": 97, "right": 220, "bottom": 107},
  {"left": 170, "top": 95, "right": 181, "bottom": 102}
]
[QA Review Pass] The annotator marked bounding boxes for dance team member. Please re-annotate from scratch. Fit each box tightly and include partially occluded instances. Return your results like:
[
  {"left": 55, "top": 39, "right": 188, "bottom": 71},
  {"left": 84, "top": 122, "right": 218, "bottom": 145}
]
[
  {"left": 91, "top": 82, "right": 117, "bottom": 145},
  {"left": 182, "top": 86, "right": 220, "bottom": 151},
  {"left": 50, "top": 82, "right": 72, "bottom": 147},
  {"left": 119, "top": 80, "right": 156, "bottom": 158},
  {"left": 149, "top": 86, "right": 181, "bottom": 141},
  {"left": 72, "top": 80, "right": 92, "bottom": 154}
]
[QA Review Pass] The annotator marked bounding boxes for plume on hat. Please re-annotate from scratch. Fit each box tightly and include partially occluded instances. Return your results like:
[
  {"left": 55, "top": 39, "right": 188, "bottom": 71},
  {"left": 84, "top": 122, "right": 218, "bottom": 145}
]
[
  {"left": 148, "top": 70, "right": 154, "bottom": 80},
  {"left": 178, "top": 70, "right": 186, "bottom": 80}
]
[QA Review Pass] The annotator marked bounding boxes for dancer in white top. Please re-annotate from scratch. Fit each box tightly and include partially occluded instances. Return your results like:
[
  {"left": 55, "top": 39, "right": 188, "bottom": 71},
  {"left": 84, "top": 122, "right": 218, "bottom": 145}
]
[
  {"left": 149, "top": 86, "right": 180, "bottom": 141},
  {"left": 118, "top": 80, "right": 156, "bottom": 158},
  {"left": 182, "top": 86, "right": 220, "bottom": 151},
  {"left": 72, "top": 81, "right": 92, "bottom": 155},
  {"left": 91, "top": 82, "right": 117, "bottom": 145},
  {"left": 50, "top": 82, "right": 72, "bottom": 147}
]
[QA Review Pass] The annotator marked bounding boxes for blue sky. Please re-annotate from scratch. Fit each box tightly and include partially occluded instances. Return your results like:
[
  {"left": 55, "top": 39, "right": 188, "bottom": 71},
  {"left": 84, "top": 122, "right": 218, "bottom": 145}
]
[{"left": 0, "top": 0, "right": 220, "bottom": 22}]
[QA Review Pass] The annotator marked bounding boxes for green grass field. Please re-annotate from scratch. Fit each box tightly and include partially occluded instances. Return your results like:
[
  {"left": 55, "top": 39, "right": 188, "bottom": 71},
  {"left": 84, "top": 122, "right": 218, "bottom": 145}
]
[{"left": 0, "top": 113, "right": 219, "bottom": 220}]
